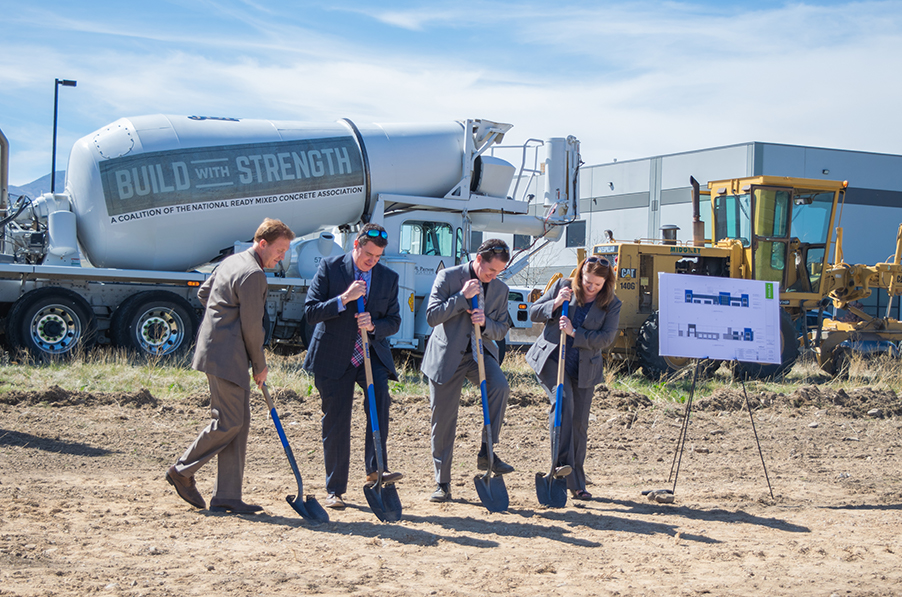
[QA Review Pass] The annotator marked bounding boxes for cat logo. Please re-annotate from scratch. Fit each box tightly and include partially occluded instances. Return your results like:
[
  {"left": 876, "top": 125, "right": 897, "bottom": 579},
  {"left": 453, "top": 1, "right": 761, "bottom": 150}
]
[{"left": 437, "top": 260, "right": 445, "bottom": 273}]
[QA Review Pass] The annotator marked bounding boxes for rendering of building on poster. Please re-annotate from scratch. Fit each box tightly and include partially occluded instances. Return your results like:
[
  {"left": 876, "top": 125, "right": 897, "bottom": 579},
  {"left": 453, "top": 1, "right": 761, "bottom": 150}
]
[{"left": 658, "top": 273, "right": 782, "bottom": 364}]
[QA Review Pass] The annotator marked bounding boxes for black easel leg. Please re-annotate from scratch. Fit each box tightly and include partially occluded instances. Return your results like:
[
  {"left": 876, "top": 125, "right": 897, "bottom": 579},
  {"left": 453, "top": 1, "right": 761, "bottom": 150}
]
[
  {"left": 668, "top": 360, "right": 700, "bottom": 493},
  {"left": 739, "top": 375, "right": 775, "bottom": 500}
]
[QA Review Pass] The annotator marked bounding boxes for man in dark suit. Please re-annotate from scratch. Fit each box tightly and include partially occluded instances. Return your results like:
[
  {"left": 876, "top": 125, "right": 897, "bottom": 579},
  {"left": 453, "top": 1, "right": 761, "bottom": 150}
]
[
  {"left": 421, "top": 239, "right": 513, "bottom": 503},
  {"left": 166, "top": 218, "right": 294, "bottom": 513},
  {"left": 304, "top": 223, "right": 402, "bottom": 509}
]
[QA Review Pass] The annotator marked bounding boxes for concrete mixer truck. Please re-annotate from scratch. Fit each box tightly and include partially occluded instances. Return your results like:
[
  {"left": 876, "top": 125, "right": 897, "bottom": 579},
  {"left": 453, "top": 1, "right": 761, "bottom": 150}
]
[{"left": 0, "top": 116, "right": 580, "bottom": 360}]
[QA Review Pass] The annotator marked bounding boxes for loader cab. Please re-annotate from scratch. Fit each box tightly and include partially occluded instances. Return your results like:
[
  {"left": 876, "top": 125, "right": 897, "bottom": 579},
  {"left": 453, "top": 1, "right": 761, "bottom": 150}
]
[{"left": 710, "top": 176, "right": 843, "bottom": 307}]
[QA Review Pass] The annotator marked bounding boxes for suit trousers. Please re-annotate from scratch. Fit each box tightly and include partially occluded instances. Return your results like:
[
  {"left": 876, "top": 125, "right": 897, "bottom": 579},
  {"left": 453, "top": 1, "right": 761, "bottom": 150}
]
[
  {"left": 536, "top": 359, "right": 594, "bottom": 492},
  {"left": 175, "top": 374, "right": 251, "bottom": 500},
  {"left": 429, "top": 352, "right": 509, "bottom": 485},
  {"left": 315, "top": 352, "right": 392, "bottom": 496}
]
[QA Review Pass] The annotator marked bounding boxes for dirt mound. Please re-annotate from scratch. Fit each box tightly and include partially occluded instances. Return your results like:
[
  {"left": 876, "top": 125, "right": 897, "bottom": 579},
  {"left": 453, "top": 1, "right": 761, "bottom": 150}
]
[
  {"left": 189, "top": 386, "right": 306, "bottom": 408},
  {"left": 0, "top": 384, "right": 159, "bottom": 408},
  {"left": 595, "top": 385, "right": 653, "bottom": 410},
  {"left": 778, "top": 385, "right": 902, "bottom": 418},
  {"left": 688, "top": 385, "right": 901, "bottom": 417},
  {"left": 508, "top": 389, "right": 549, "bottom": 407}
]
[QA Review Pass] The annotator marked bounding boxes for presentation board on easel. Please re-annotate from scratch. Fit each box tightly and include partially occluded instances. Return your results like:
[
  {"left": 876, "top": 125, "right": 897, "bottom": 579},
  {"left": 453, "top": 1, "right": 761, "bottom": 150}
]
[{"left": 658, "top": 273, "right": 782, "bottom": 364}]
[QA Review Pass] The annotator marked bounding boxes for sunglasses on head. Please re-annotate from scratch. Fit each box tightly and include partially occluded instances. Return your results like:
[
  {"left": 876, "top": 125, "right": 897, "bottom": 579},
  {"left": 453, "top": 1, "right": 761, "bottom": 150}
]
[
  {"left": 586, "top": 256, "right": 610, "bottom": 267},
  {"left": 360, "top": 229, "right": 388, "bottom": 240},
  {"left": 481, "top": 245, "right": 509, "bottom": 254}
]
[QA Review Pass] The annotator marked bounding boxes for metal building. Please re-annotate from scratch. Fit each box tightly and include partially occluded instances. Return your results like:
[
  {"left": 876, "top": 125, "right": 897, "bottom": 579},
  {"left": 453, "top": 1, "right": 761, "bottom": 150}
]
[{"left": 504, "top": 141, "right": 902, "bottom": 317}]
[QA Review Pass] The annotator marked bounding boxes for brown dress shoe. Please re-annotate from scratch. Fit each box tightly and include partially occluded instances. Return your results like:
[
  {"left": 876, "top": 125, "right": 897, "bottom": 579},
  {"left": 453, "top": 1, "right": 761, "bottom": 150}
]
[
  {"left": 166, "top": 465, "right": 205, "bottom": 509},
  {"left": 324, "top": 493, "right": 346, "bottom": 509},
  {"left": 209, "top": 498, "right": 263, "bottom": 513},
  {"left": 366, "top": 471, "right": 404, "bottom": 485}
]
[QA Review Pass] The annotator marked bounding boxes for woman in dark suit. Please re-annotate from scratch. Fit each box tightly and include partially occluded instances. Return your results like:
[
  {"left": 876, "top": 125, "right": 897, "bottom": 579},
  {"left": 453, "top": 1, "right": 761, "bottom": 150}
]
[{"left": 526, "top": 256, "right": 621, "bottom": 500}]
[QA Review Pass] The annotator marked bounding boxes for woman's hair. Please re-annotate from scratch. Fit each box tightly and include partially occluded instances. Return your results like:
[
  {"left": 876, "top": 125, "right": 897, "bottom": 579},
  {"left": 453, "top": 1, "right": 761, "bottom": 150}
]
[{"left": 570, "top": 255, "right": 616, "bottom": 308}]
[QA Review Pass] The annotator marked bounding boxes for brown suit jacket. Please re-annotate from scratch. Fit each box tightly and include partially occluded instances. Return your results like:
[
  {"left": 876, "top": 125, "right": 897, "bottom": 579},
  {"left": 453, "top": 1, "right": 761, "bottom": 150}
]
[{"left": 192, "top": 248, "right": 268, "bottom": 389}]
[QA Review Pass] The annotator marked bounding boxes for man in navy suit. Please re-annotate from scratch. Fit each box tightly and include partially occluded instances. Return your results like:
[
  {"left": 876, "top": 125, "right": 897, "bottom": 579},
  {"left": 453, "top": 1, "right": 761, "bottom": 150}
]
[{"left": 304, "top": 223, "right": 402, "bottom": 509}]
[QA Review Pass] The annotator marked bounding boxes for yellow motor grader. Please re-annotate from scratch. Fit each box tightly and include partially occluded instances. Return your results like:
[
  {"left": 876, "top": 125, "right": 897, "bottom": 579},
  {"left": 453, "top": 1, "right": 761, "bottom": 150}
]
[{"left": 589, "top": 175, "right": 902, "bottom": 379}]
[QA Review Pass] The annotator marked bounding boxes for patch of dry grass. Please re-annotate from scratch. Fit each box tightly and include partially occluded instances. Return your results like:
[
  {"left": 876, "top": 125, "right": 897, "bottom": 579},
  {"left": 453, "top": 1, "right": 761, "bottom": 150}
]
[{"left": 1, "top": 345, "right": 899, "bottom": 406}]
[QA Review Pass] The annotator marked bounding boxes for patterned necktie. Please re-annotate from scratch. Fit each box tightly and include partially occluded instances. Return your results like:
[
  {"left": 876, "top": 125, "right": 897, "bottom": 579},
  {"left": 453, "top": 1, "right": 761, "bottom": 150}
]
[
  {"left": 471, "top": 286, "right": 484, "bottom": 361},
  {"left": 351, "top": 271, "right": 366, "bottom": 367}
]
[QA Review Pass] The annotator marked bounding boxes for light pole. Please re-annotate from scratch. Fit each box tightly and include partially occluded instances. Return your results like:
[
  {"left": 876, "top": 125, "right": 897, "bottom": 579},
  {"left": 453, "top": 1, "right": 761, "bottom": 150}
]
[{"left": 51, "top": 78, "right": 77, "bottom": 193}]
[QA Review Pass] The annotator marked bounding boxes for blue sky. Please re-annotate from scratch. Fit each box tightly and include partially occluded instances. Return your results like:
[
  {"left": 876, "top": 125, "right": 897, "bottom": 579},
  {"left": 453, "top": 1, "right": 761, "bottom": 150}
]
[{"left": 2, "top": 0, "right": 901, "bottom": 186}]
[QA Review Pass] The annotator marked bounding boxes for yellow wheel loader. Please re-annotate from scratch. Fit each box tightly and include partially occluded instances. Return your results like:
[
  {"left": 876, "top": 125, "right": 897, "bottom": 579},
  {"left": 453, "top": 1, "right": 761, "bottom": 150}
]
[{"left": 591, "top": 175, "right": 902, "bottom": 379}]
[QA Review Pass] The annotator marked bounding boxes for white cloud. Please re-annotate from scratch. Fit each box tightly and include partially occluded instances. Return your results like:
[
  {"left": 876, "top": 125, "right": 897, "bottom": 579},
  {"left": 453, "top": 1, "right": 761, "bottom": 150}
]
[{"left": 3, "top": 0, "right": 902, "bottom": 186}]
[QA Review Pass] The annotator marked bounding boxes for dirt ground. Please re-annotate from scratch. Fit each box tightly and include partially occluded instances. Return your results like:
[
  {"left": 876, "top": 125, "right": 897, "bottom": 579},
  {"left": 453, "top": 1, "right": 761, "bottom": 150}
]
[{"left": 2, "top": 381, "right": 902, "bottom": 596}]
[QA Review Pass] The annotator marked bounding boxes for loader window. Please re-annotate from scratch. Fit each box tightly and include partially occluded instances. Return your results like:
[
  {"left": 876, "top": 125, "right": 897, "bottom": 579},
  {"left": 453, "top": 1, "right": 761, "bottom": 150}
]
[
  {"left": 754, "top": 189, "right": 791, "bottom": 238},
  {"left": 753, "top": 240, "right": 786, "bottom": 283},
  {"left": 713, "top": 193, "right": 751, "bottom": 247},
  {"left": 751, "top": 187, "right": 793, "bottom": 285},
  {"left": 790, "top": 191, "right": 834, "bottom": 245},
  {"left": 399, "top": 221, "right": 453, "bottom": 257}
]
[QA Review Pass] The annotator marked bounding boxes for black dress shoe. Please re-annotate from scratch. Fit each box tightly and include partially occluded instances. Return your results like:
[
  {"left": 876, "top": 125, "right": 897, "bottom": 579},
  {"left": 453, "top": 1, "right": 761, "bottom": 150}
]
[
  {"left": 209, "top": 498, "right": 263, "bottom": 513},
  {"left": 477, "top": 454, "right": 515, "bottom": 475}
]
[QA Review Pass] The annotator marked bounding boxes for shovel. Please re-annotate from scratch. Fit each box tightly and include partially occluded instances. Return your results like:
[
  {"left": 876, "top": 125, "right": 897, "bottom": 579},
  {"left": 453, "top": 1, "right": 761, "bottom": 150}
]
[
  {"left": 471, "top": 295, "right": 509, "bottom": 513},
  {"left": 261, "top": 383, "right": 329, "bottom": 523},
  {"left": 358, "top": 298, "right": 403, "bottom": 523},
  {"left": 536, "top": 300, "right": 570, "bottom": 508}
]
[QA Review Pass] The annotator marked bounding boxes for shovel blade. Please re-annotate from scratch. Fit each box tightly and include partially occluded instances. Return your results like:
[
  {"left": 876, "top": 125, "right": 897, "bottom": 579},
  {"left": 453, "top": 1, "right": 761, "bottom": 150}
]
[
  {"left": 364, "top": 483, "right": 403, "bottom": 522},
  {"left": 535, "top": 472, "right": 568, "bottom": 508},
  {"left": 286, "top": 494, "right": 330, "bottom": 523},
  {"left": 474, "top": 473, "right": 509, "bottom": 513}
]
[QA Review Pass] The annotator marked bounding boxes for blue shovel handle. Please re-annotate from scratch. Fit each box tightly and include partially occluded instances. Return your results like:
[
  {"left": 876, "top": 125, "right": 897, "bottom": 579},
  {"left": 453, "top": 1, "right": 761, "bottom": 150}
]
[
  {"left": 357, "top": 297, "right": 380, "bottom": 435},
  {"left": 553, "top": 300, "right": 570, "bottom": 429}
]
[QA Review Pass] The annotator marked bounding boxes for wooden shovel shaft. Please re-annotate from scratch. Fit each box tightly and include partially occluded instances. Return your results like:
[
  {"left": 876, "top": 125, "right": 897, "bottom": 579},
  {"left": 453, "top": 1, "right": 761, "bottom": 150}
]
[{"left": 554, "top": 301, "right": 569, "bottom": 429}]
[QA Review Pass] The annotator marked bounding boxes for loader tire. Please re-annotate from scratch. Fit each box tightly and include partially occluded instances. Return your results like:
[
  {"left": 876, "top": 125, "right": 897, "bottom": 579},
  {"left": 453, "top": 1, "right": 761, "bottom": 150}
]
[
  {"left": 731, "top": 309, "right": 799, "bottom": 380},
  {"left": 636, "top": 311, "right": 721, "bottom": 380}
]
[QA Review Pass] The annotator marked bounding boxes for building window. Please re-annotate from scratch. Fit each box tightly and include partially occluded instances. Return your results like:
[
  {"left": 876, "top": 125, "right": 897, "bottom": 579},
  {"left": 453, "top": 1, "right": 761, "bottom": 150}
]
[
  {"left": 566, "top": 220, "right": 586, "bottom": 248},
  {"left": 470, "top": 230, "right": 484, "bottom": 252},
  {"left": 513, "top": 234, "right": 531, "bottom": 251}
]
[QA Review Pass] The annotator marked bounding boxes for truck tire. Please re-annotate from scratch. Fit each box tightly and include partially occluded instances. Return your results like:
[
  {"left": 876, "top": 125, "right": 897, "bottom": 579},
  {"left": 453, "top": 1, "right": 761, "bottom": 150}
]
[
  {"left": 732, "top": 309, "right": 799, "bottom": 380},
  {"left": 635, "top": 311, "right": 721, "bottom": 380},
  {"left": 111, "top": 291, "right": 198, "bottom": 357},
  {"left": 6, "top": 287, "right": 97, "bottom": 360},
  {"left": 497, "top": 337, "right": 507, "bottom": 366}
]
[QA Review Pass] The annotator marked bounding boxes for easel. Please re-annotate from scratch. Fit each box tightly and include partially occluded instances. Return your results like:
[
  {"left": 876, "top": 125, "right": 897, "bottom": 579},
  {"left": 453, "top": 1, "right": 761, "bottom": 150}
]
[{"left": 662, "top": 358, "right": 774, "bottom": 500}]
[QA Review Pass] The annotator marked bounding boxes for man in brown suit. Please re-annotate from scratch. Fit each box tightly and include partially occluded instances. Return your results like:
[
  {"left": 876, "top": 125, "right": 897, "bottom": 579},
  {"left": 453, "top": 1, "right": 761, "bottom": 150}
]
[{"left": 166, "top": 218, "right": 294, "bottom": 513}]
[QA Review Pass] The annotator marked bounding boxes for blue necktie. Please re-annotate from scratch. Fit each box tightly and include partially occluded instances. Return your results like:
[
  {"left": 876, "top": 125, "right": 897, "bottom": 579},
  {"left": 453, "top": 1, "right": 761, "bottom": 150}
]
[{"left": 351, "top": 271, "right": 366, "bottom": 367}]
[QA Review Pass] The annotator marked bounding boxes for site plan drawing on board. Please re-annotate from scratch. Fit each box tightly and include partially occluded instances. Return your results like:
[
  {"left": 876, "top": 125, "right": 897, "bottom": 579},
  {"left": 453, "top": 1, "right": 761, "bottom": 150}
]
[{"left": 658, "top": 273, "right": 782, "bottom": 364}]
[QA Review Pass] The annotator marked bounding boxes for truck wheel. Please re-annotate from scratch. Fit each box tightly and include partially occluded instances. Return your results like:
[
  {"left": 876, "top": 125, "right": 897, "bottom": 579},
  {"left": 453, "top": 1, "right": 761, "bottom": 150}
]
[
  {"left": 6, "top": 287, "right": 97, "bottom": 360},
  {"left": 111, "top": 291, "right": 198, "bottom": 357},
  {"left": 635, "top": 311, "right": 721, "bottom": 380},
  {"left": 732, "top": 310, "right": 799, "bottom": 380},
  {"left": 497, "top": 337, "right": 507, "bottom": 365}
]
